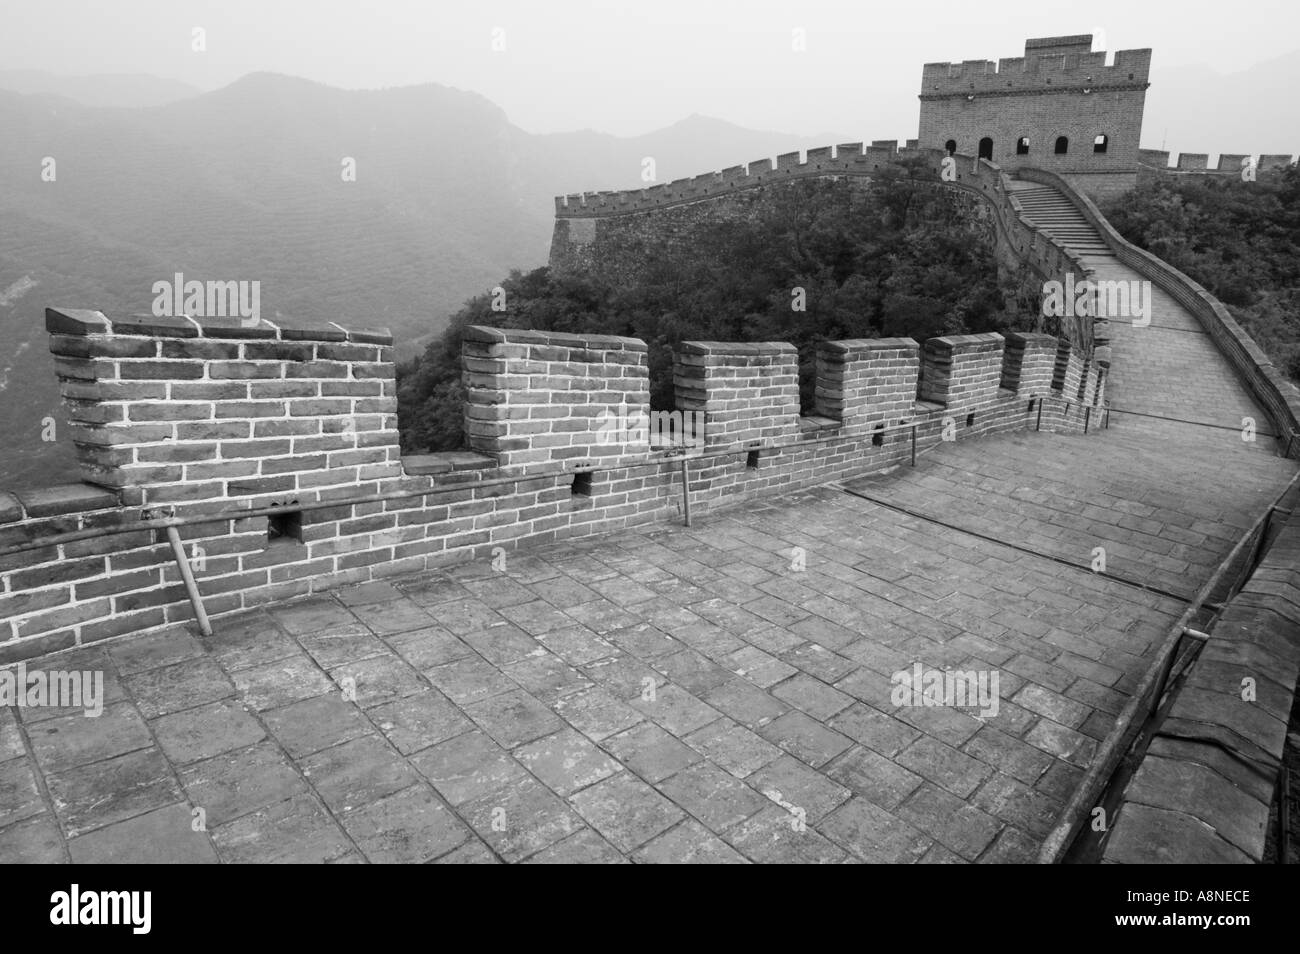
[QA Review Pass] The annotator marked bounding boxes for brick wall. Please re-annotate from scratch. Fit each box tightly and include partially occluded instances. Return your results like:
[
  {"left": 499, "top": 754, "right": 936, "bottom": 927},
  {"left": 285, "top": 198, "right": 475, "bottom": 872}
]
[
  {"left": 0, "top": 316, "right": 1104, "bottom": 664},
  {"left": 1138, "top": 149, "right": 1296, "bottom": 184},
  {"left": 1001, "top": 332, "right": 1058, "bottom": 396},
  {"left": 919, "top": 333, "right": 1005, "bottom": 411},
  {"left": 673, "top": 341, "right": 800, "bottom": 451},
  {"left": 462, "top": 325, "right": 650, "bottom": 474},
  {"left": 45, "top": 308, "right": 400, "bottom": 506},
  {"left": 815, "top": 338, "right": 920, "bottom": 432},
  {"left": 917, "top": 36, "right": 1151, "bottom": 200},
  {"left": 1052, "top": 340, "right": 1085, "bottom": 399}
]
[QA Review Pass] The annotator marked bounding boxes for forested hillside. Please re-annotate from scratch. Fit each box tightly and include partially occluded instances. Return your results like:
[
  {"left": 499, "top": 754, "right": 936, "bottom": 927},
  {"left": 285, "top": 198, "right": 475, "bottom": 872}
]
[
  {"left": 397, "top": 170, "right": 1041, "bottom": 453},
  {"left": 1102, "top": 167, "right": 1300, "bottom": 379}
]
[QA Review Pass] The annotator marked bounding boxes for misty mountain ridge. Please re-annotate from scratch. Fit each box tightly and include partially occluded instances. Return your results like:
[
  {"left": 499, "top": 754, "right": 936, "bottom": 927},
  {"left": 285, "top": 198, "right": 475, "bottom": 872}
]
[
  {"left": 1141, "top": 50, "right": 1300, "bottom": 160},
  {"left": 0, "top": 72, "right": 846, "bottom": 488},
  {"left": 0, "top": 69, "right": 203, "bottom": 109},
  {"left": 0, "top": 52, "right": 1292, "bottom": 489}
]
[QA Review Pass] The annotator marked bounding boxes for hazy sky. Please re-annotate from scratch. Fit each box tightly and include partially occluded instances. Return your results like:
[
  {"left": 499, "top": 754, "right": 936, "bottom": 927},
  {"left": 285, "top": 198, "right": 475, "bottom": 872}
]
[{"left": 3, "top": 0, "right": 1297, "bottom": 138}]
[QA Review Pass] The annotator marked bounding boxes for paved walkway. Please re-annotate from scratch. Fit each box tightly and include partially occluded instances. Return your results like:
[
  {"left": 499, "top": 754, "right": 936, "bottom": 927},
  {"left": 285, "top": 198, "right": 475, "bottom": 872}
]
[
  {"left": 2, "top": 422, "right": 1291, "bottom": 862},
  {"left": 2, "top": 185, "right": 1295, "bottom": 864}
]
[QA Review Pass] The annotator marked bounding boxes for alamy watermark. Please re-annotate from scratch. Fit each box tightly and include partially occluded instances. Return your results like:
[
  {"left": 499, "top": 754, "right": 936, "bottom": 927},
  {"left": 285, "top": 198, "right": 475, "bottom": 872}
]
[
  {"left": 1042, "top": 274, "right": 1152, "bottom": 327},
  {"left": 595, "top": 405, "right": 705, "bottom": 449},
  {"left": 152, "top": 271, "right": 260, "bottom": 323},
  {"left": 891, "top": 662, "right": 1000, "bottom": 718},
  {"left": 50, "top": 885, "right": 151, "bottom": 934},
  {"left": 0, "top": 662, "right": 104, "bottom": 717}
]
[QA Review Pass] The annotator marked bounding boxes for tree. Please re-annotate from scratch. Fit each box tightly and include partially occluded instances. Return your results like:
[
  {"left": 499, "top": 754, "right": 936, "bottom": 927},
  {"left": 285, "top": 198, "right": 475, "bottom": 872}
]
[{"left": 397, "top": 171, "right": 1039, "bottom": 452}]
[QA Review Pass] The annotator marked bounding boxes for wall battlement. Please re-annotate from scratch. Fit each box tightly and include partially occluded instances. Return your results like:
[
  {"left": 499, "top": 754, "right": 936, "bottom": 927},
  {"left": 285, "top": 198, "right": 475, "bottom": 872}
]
[
  {"left": 554, "top": 141, "right": 932, "bottom": 217},
  {"left": 0, "top": 313, "right": 1106, "bottom": 663},
  {"left": 43, "top": 309, "right": 401, "bottom": 508},
  {"left": 920, "top": 36, "right": 1151, "bottom": 99},
  {"left": 1138, "top": 148, "right": 1297, "bottom": 173}
]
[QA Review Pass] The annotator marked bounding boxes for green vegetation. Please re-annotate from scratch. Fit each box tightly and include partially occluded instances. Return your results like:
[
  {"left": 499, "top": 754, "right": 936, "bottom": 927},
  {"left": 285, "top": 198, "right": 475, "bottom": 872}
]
[
  {"left": 1101, "top": 167, "right": 1300, "bottom": 379},
  {"left": 397, "top": 167, "right": 1040, "bottom": 453}
]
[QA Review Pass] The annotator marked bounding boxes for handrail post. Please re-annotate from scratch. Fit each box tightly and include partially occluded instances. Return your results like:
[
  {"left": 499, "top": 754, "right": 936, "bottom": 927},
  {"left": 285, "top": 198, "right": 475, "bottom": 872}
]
[
  {"left": 165, "top": 521, "right": 212, "bottom": 637},
  {"left": 910, "top": 424, "right": 917, "bottom": 466},
  {"left": 1035, "top": 399, "right": 1043, "bottom": 431},
  {"left": 680, "top": 456, "right": 692, "bottom": 527},
  {"left": 1084, "top": 406, "right": 1091, "bottom": 434}
]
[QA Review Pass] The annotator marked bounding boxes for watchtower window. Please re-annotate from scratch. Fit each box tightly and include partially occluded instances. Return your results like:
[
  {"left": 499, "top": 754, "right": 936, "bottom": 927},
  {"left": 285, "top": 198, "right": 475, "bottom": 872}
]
[
  {"left": 978, "top": 137, "right": 993, "bottom": 160},
  {"left": 1016, "top": 137, "right": 1030, "bottom": 155},
  {"left": 1055, "top": 136, "right": 1069, "bottom": 155},
  {"left": 944, "top": 139, "right": 957, "bottom": 155},
  {"left": 1093, "top": 134, "right": 1108, "bottom": 154}
]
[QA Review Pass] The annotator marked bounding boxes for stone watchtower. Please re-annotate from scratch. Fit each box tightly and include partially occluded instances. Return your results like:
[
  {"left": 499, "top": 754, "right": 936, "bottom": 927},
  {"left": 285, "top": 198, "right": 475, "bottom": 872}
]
[{"left": 918, "top": 35, "right": 1152, "bottom": 200}]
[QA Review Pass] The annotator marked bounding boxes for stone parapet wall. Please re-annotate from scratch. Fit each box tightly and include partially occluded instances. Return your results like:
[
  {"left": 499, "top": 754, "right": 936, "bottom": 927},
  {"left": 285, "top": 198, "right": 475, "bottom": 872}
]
[{"left": 0, "top": 317, "right": 1102, "bottom": 663}]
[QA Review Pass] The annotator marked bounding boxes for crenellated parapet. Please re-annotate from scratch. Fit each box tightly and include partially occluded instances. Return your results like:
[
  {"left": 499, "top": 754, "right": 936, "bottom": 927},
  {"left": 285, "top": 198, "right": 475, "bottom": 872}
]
[
  {"left": 43, "top": 308, "right": 400, "bottom": 506},
  {"left": 917, "top": 35, "right": 1151, "bottom": 200},
  {"left": 553, "top": 141, "right": 934, "bottom": 218},
  {"left": 1139, "top": 148, "right": 1296, "bottom": 174},
  {"left": 0, "top": 317, "right": 1104, "bottom": 662},
  {"left": 920, "top": 36, "right": 1151, "bottom": 100}
]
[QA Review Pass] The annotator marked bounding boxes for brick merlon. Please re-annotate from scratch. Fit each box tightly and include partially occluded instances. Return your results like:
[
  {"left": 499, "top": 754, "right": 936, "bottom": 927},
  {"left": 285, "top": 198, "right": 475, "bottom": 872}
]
[
  {"left": 678, "top": 341, "right": 797, "bottom": 356},
  {"left": 462, "top": 325, "right": 648, "bottom": 351},
  {"left": 1001, "top": 331, "right": 1059, "bottom": 348},
  {"left": 820, "top": 338, "right": 920, "bottom": 356},
  {"left": 44, "top": 308, "right": 111, "bottom": 335},
  {"left": 44, "top": 307, "right": 392, "bottom": 346},
  {"left": 924, "top": 332, "right": 1006, "bottom": 351}
]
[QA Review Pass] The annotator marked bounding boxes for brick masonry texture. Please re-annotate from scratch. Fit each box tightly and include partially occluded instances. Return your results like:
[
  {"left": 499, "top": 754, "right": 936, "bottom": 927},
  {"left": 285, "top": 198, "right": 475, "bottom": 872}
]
[
  {"left": 462, "top": 326, "right": 651, "bottom": 472},
  {"left": 674, "top": 342, "right": 800, "bottom": 450},
  {"left": 918, "top": 35, "right": 1150, "bottom": 198},
  {"left": 1139, "top": 148, "right": 1296, "bottom": 175},
  {"left": 0, "top": 313, "right": 1107, "bottom": 665},
  {"left": 816, "top": 339, "right": 919, "bottom": 429}
]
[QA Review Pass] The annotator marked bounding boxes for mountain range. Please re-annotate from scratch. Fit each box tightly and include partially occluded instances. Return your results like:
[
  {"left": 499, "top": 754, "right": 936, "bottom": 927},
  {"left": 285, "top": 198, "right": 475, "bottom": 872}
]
[
  {"left": 0, "top": 73, "right": 847, "bottom": 487},
  {"left": 0, "top": 52, "right": 1294, "bottom": 489}
]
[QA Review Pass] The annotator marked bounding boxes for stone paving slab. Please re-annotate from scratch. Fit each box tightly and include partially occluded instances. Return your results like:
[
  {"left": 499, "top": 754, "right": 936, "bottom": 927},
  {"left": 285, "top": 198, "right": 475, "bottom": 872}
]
[
  {"left": 4, "top": 293, "right": 1296, "bottom": 868},
  {"left": 10, "top": 419, "right": 1281, "bottom": 862}
]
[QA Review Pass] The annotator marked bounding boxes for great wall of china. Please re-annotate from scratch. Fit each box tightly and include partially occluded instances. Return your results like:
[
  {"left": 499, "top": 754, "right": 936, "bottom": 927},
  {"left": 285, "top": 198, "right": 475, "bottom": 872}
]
[{"left": 2, "top": 34, "right": 1298, "bottom": 866}]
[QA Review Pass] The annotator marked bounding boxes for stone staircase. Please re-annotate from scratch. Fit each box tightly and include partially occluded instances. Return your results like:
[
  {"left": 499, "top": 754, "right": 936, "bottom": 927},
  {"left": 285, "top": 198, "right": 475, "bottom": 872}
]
[
  {"left": 1009, "top": 183, "right": 1113, "bottom": 257},
  {"left": 1008, "top": 175, "right": 1281, "bottom": 443}
]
